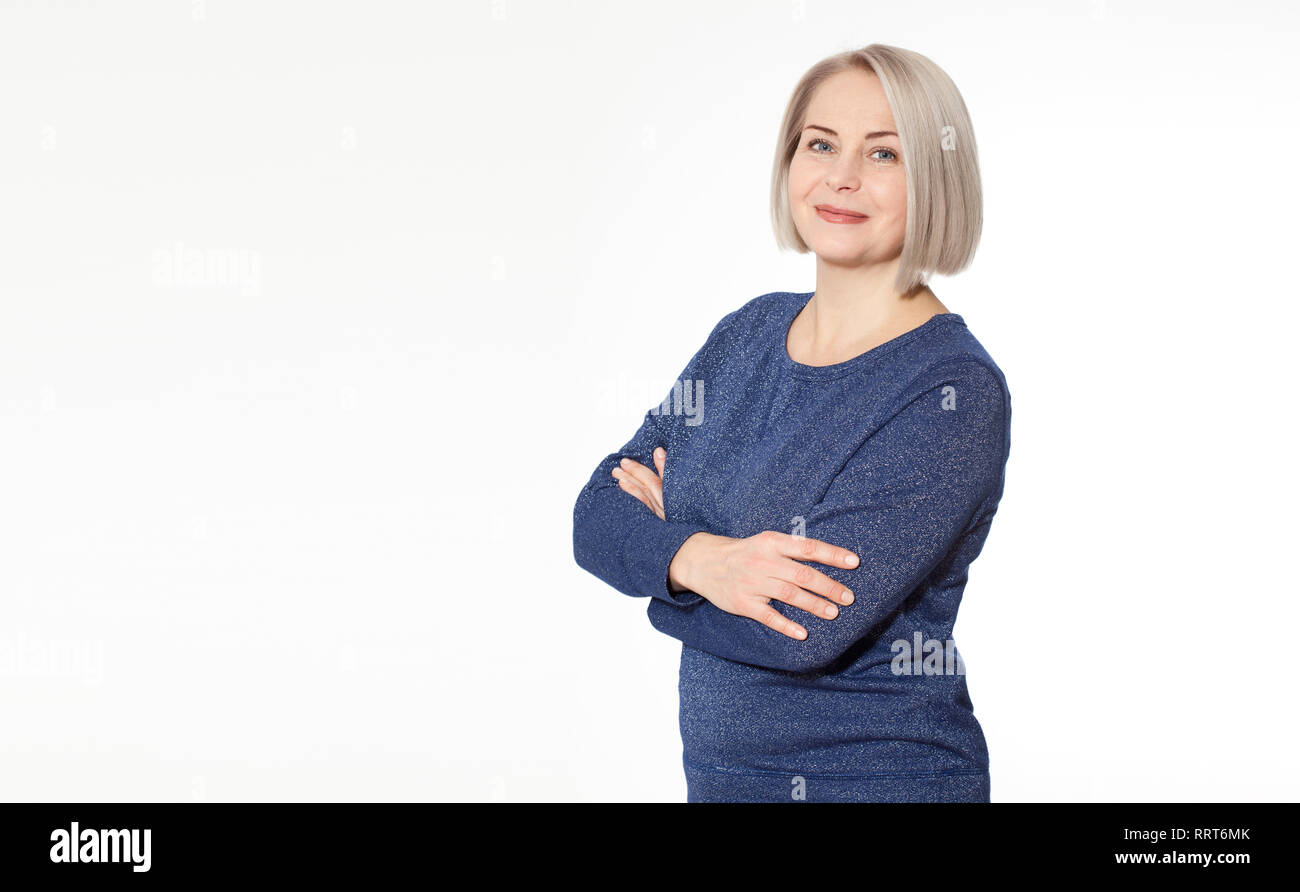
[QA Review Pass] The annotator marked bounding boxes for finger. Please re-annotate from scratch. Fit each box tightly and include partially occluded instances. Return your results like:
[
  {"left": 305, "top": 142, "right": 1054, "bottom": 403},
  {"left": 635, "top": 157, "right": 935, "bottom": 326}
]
[
  {"left": 613, "top": 468, "right": 665, "bottom": 520},
  {"left": 618, "top": 458, "right": 664, "bottom": 514},
  {"left": 759, "top": 575, "right": 844, "bottom": 620},
  {"left": 618, "top": 457, "right": 661, "bottom": 491},
  {"left": 653, "top": 447, "right": 666, "bottom": 478},
  {"left": 747, "top": 601, "right": 809, "bottom": 641},
  {"left": 613, "top": 470, "right": 653, "bottom": 510},
  {"left": 770, "top": 532, "right": 858, "bottom": 605}
]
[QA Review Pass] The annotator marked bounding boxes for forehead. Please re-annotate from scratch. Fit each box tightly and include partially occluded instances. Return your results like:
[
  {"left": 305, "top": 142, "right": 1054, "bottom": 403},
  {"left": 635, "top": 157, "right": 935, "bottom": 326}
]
[{"left": 804, "top": 68, "right": 896, "bottom": 132}]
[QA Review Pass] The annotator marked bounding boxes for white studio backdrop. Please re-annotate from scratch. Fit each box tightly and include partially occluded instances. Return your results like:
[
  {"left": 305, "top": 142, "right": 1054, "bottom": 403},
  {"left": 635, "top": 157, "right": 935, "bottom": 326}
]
[{"left": 0, "top": 0, "right": 1295, "bottom": 801}]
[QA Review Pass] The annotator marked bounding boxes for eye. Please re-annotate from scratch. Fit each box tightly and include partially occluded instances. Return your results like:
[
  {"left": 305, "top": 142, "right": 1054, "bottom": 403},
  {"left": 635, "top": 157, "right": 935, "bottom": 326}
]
[
  {"left": 807, "top": 137, "right": 833, "bottom": 153},
  {"left": 870, "top": 148, "right": 898, "bottom": 162}
]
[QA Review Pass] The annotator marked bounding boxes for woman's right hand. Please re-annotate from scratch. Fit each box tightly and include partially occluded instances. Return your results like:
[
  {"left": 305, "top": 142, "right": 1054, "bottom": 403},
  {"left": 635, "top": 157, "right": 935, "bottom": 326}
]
[{"left": 667, "top": 531, "right": 859, "bottom": 640}]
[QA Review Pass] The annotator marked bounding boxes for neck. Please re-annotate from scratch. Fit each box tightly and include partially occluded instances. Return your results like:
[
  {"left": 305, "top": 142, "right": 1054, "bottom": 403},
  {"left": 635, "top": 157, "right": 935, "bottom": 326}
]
[{"left": 802, "top": 256, "right": 946, "bottom": 351}]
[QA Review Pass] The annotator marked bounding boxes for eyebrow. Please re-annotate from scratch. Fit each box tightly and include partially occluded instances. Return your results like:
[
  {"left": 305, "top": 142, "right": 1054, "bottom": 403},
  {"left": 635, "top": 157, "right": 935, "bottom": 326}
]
[{"left": 803, "top": 124, "right": 898, "bottom": 140}]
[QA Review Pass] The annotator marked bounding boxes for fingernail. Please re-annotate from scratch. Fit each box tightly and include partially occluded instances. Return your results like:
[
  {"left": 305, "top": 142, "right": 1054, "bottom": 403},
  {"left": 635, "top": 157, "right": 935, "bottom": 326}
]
[
  {"left": 845, "top": 554, "right": 859, "bottom": 567},
  {"left": 842, "top": 590, "right": 854, "bottom": 604}
]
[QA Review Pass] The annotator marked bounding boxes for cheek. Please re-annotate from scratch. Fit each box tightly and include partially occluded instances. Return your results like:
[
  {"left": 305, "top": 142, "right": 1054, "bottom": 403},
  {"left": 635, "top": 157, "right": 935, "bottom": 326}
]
[
  {"left": 788, "top": 160, "right": 818, "bottom": 195},
  {"left": 871, "top": 173, "right": 908, "bottom": 217}
]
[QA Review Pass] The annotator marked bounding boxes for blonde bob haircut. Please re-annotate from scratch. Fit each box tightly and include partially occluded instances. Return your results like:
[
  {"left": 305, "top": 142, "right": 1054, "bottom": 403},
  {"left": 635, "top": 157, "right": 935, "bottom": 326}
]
[{"left": 771, "top": 44, "right": 982, "bottom": 295}]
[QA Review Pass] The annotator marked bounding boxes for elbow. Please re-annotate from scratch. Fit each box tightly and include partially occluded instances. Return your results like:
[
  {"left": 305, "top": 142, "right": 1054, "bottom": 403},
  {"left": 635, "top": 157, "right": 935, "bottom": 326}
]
[
  {"left": 571, "top": 486, "right": 612, "bottom": 578},
  {"left": 764, "top": 637, "right": 838, "bottom": 675},
  {"left": 573, "top": 527, "right": 598, "bottom": 577},
  {"left": 777, "top": 654, "right": 821, "bottom": 675},
  {"left": 778, "top": 615, "right": 887, "bottom": 675},
  {"left": 572, "top": 505, "right": 594, "bottom": 574},
  {"left": 776, "top": 647, "right": 852, "bottom": 676},
  {"left": 572, "top": 491, "right": 591, "bottom": 572}
]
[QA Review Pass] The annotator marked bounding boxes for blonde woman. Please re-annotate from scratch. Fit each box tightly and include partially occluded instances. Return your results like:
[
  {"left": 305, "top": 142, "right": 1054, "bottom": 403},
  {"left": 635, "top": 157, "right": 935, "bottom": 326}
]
[{"left": 573, "top": 44, "right": 1011, "bottom": 803}]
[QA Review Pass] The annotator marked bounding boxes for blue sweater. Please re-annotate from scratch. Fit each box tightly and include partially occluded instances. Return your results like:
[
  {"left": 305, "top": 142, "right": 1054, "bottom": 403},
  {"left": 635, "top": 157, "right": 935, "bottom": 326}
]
[{"left": 572, "top": 291, "right": 1012, "bottom": 802}]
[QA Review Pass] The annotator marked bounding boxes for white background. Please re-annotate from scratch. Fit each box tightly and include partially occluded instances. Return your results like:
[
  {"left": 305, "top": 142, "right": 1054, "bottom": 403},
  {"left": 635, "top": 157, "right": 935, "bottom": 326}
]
[{"left": 0, "top": 0, "right": 1295, "bottom": 802}]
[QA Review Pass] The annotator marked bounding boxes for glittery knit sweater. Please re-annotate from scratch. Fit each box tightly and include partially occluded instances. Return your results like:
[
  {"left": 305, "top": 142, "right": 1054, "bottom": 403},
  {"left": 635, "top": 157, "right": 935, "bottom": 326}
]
[{"left": 572, "top": 290, "right": 1012, "bottom": 803}]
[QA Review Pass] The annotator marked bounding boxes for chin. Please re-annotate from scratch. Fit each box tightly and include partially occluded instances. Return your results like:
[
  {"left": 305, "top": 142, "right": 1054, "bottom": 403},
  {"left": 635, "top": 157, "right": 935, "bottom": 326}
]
[{"left": 805, "top": 241, "right": 871, "bottom": 263}]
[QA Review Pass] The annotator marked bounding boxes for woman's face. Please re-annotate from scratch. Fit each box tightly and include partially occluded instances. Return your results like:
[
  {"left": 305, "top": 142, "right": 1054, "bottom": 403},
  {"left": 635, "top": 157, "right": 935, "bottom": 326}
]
[{"left": 787, "top": 68, "right": 908, "bottom": 268}]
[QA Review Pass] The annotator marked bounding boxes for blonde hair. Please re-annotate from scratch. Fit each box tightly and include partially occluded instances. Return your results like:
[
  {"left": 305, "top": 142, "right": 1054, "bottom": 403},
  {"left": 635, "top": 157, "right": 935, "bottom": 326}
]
[{"left": 770, "top": 44, "right": 982, "bottom": 294}]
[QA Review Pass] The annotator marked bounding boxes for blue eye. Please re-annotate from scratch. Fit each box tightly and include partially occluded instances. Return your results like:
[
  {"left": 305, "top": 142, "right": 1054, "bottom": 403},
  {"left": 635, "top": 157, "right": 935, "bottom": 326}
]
[{"left": 806, "top": 138, "right": 898, "bottom": 163}]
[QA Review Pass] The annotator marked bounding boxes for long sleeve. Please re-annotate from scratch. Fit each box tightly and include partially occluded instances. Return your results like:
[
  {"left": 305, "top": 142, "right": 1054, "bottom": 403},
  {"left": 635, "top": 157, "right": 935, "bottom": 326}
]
[
  {"left": 572, "top": 308, "right": 742, "bottom": 607},
  {"left": 645, "top": 358, "right": 1008, "bottom": 674}
]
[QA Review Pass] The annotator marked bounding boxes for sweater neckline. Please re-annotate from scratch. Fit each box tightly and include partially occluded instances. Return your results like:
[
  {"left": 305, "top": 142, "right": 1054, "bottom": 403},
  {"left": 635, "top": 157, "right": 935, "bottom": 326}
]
[{"left": 779, "top": 291, "right": 964, "bottom": 381}]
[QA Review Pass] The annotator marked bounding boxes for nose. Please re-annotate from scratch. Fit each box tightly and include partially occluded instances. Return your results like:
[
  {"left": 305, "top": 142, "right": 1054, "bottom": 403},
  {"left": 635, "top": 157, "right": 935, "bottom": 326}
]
[{"left": 825, "top": 155, "right": 863, "bottom": 191}]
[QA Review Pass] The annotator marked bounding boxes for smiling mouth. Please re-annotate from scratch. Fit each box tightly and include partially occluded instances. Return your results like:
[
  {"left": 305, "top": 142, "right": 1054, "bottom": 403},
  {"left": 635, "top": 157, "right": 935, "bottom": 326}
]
[{"left": 815, "top": 206, "right": 869, "bottom": 223}]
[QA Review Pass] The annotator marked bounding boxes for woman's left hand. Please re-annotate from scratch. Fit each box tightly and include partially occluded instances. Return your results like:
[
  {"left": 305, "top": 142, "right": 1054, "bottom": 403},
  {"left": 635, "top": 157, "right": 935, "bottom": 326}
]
[{"left": 612, "top": 447, "right": 667, "bottom": 521}]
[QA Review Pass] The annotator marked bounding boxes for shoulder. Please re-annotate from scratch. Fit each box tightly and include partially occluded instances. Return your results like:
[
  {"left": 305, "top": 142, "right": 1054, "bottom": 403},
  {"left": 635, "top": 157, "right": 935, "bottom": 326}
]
[
  {"left": 708, "top": 290, "right": 798, "bottom": 341},
  {"left": 718, "top": 290, "right": 795, "bottom": 327},
  {"left": 905, "top": 316, "right": 1010, "bottom": 417},
  {"left": 883, "top": 318, "right": 1011, "bottom": 463}
]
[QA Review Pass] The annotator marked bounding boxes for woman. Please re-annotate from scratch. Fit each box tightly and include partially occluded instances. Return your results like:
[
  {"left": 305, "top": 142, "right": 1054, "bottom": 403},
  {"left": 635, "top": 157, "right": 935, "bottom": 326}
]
[{"left": 572, "top": 44, "right": 1011, "bottom": 802}]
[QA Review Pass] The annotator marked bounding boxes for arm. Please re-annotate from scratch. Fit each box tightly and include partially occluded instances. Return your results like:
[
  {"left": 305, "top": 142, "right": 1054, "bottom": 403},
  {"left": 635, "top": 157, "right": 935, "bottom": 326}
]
[
  {"left": 572, "top": 308, "right": 741, "bottom": 606},
  {"left": 645, "top": 359, "right": 1008, "bottom": 674}
]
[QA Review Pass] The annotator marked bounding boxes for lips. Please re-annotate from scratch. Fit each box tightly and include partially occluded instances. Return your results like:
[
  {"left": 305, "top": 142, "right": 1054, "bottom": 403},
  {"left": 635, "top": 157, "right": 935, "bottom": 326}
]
[
  {"left": 815, "top": 205, "right": 869, "bottom": 224},
  {"left": 815, "top": 205, "right": 866, "bottom": 217}
]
